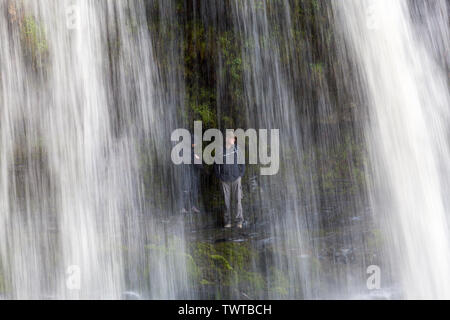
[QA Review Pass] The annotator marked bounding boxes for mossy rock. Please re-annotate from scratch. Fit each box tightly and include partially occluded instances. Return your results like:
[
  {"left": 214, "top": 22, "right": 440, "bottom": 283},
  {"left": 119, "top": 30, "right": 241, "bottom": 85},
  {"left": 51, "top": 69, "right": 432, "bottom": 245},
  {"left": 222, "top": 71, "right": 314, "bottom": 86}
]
[
  {"left": 189, "top": 241, "right": 269, "bottom": 298},
  {"left": 20, "top": 15, "right": 49, "bottom": 70},
  {"left": 210, "top": 255, "right": 233, "bottom": 271}
]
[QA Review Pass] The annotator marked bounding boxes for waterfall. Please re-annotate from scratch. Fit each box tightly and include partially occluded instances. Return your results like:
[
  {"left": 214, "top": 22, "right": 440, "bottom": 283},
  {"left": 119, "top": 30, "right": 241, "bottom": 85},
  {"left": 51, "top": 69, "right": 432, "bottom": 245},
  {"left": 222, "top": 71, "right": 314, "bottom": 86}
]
[
  {"left": 1, "top": 0, "right": 449, "bottom": 300},
  {"left": 332, "top": 0, "right": 450, "bottom": 298},
  {"left": 198, "top": 0, "right": 370, "bottom": 299},
  {"left": 0, "top": 0, "right": 189, "bottom": 299},
  {"left": 227, "top": 0, "right": 318, "bottom": 299}
]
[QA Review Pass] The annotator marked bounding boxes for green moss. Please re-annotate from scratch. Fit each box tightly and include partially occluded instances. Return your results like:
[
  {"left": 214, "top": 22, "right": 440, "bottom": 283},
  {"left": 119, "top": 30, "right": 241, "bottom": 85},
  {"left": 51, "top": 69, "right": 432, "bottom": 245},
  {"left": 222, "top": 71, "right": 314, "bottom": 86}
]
[
  {"left": 213, "top": 242, "right": 254, "bottom": 272},
  {"left": 200, "top": 279, "right": 214, "bottom": 285},
  {"left": 189, "top": 241, "right": 265, "bottom": 295},
  {"left": 310, "top": 62, "right": 324, "bottom": 81},
  {"left": 20, "top": 15, "right": 48, "bottom": 69},
  {"left": 210, "top": 255, "right": 233, "bottom": 271},
  {"left": 191, "top": 103, "right": 216, "bottom": 128}
]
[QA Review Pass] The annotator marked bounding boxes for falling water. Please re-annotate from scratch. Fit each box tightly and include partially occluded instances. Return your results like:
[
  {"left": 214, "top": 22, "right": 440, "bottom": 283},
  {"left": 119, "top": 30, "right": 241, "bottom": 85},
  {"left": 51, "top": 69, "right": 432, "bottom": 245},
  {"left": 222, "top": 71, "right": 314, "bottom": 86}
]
[
  {"left": 1, "top": 0, "right": 449, "bottom": 300},
  {"left": 227, "top": 1, "right": 323, "bottom": 299},
  {"left": 332, "top": 0, "right": 450, "bottom": 298},
  {"left": 197, "top": 0, "right": 370, "bottom": 299},
  {"left": 0, "top": 0, "right": 189, "bottom": 299}
]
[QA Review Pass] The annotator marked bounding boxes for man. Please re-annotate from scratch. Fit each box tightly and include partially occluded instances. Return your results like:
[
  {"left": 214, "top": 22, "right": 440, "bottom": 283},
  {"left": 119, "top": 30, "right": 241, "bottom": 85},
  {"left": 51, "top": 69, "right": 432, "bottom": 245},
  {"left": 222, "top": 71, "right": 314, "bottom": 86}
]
[
  {"left": 214, "top": 131, "right": 245, "bottom": 229},
  {"left": 181, "top": 134, "right": 202, "bottom": 214}
]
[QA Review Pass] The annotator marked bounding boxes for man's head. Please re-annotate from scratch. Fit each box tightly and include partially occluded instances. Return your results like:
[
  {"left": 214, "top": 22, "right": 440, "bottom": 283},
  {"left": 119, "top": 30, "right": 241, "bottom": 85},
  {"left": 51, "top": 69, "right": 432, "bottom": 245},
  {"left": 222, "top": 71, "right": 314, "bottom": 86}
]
[{"left": 225, "top": 131, "right": 236, "bottom": 146}]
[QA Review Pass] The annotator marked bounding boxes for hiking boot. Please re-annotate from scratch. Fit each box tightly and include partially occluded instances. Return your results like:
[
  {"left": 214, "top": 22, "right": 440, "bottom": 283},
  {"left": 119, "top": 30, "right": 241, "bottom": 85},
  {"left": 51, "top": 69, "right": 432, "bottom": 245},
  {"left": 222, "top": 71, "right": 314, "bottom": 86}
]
[
  {"left": 224, "top": 223, "right": 232, "bottom": 228},
  {"left": 237, "top": 223, "right": 243, "bottom": 229},
  {"left": 191, "top": 206, "right": 201, "bottom": 214},
  {"left": 180, "top": 208, "right": 189, "bottom": 214}
]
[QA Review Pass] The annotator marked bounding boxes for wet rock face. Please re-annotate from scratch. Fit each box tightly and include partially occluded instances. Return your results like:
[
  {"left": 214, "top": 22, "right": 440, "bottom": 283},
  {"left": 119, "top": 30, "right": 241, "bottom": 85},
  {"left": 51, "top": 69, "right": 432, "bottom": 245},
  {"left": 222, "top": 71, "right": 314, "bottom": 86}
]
[
  {"left": 171, "top": 205, "right": 381, "bottom": 299},
  {"left": 141, "top": 0, "right": 374, "bottom": 299},
  {"left": 186, "top": 238, "right": 266, "bottom": 299},
  {"left": 0, "top": 0, "right": 394, "bottom": 299}
]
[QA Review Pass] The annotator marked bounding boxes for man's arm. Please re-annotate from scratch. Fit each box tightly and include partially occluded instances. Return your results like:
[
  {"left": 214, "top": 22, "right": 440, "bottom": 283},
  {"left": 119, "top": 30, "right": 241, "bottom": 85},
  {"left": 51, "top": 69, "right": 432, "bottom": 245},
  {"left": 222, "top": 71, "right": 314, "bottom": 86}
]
[
  {"left": 237, "top": 147, "right": 245, "bottom": 178},
  {"left": 239, "top": 162, "right": 245, "bottom": 178}
]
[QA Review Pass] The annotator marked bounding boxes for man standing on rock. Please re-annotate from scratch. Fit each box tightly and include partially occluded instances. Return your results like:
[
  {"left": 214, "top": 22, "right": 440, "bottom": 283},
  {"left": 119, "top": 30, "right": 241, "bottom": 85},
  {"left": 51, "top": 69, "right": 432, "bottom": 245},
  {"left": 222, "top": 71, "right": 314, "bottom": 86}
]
[
  {"left": 181, "top": 134, "right": 203, "bottom": 214},
  {"left": 214, "top": 131, "right": 246, "bottom": 229}
]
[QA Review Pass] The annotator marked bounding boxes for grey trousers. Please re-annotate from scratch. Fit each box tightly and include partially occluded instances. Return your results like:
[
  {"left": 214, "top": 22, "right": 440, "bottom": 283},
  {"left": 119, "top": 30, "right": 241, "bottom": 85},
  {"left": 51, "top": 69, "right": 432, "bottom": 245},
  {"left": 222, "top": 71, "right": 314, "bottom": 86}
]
[{"left": 221, "top": 177, "right": 243, "bottom": 224}]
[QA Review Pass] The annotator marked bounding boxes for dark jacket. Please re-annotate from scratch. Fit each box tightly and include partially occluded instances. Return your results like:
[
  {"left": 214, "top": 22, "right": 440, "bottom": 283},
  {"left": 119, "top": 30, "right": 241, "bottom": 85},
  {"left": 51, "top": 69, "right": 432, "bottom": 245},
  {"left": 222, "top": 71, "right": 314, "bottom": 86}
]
[{"left": 214, "top": 145, "right": 245, "bottom": 182}]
